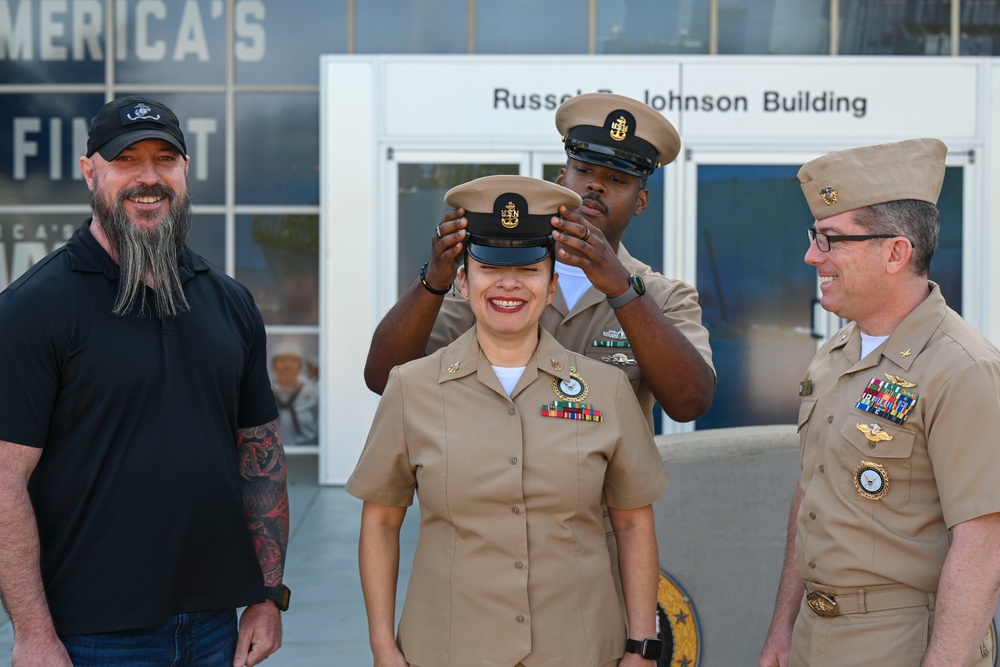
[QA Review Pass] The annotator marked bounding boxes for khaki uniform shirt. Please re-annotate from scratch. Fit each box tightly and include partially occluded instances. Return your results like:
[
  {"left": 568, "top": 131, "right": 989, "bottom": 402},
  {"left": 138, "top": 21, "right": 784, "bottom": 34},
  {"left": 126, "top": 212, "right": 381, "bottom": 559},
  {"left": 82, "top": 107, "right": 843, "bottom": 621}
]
[
  {"left": 795, "top": 283, "right": 1000, "bottom": 592},
  {"left": 428, "top": 244, "right": 715, "bottom": 431},
  {"left": 347, "top": 328, "right": 670, "bottom": 667}
]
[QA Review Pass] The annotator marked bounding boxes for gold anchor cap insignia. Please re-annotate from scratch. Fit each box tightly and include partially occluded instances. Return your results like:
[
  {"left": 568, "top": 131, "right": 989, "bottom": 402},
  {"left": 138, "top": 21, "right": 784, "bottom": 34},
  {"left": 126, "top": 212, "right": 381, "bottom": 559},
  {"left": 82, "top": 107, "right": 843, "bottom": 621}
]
[
  {"left": 820, "top": 186, "right": 838, "bottom": 206},
  {"left": 884, "top": 373, "right": 916, "bottom": 388},
  {"left": 857, "top": 422, "right": 893, "bottom": 443},
  {"left": 609, "top": 115, "right": 628, "bottom": 142},
  {"left": 501, "top": 201, "right": 519, "bottom": 229}
]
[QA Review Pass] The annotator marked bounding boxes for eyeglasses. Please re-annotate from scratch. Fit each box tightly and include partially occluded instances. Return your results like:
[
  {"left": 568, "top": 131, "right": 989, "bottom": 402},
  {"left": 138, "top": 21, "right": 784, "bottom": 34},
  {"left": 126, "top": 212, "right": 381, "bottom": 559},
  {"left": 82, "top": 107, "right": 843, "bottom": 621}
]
[{"left": 807, "top": 227, "right": 897, "bottom": 252}]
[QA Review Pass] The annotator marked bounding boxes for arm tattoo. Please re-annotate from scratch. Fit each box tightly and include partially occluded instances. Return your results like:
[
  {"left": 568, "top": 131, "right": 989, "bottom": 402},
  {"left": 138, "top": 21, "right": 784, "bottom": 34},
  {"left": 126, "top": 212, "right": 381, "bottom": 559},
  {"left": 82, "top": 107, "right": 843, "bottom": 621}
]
[{"left": 237, "top": 419, "right": 289, "bottom": 586}]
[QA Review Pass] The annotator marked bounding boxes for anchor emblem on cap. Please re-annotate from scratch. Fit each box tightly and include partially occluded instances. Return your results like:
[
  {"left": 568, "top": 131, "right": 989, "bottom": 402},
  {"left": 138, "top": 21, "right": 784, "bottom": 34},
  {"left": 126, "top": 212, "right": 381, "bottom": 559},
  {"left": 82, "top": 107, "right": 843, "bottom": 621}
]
[
  {"left": 126, "top": 102, "right": 160, "bottom": 122},
  {"left": 820, "top": 186, "right": 838, "bottom": 206},
  {"left": 609, "top": 115, "right": 629, "bottom": 142},
  {"left": 501, "top": 201, "right": 519, "bottom": 229}
]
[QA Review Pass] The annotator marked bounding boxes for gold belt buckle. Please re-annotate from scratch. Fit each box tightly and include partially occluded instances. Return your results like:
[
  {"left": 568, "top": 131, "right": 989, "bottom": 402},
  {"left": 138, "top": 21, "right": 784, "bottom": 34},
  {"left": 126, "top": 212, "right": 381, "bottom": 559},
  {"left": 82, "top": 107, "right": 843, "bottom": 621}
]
[{"left": 806, "top": 591, "right": 839, "bottom": 617}]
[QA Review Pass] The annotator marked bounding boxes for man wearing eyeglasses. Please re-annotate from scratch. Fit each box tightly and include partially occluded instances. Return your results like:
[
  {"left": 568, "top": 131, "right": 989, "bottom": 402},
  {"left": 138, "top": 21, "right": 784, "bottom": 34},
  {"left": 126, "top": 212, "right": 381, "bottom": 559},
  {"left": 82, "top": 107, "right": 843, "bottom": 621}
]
[{"left": 759, "top": 138, "right": 1000, "bottom": 667}]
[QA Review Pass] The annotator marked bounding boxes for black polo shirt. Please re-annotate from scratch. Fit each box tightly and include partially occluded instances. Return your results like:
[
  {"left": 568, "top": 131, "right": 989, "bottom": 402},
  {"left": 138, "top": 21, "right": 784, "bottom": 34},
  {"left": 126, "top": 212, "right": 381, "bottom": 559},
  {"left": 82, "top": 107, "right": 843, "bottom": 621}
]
[{"left": 0, "top": 220, "right": 278, "bottom": 635}]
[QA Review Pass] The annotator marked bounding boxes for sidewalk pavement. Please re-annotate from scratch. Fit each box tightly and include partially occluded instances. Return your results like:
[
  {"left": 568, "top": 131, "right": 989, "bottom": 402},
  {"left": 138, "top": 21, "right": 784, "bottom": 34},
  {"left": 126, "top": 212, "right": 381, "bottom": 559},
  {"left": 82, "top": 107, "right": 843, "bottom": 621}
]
[{"left": 0, "top": 455, "right": 416, "bottom": 666}]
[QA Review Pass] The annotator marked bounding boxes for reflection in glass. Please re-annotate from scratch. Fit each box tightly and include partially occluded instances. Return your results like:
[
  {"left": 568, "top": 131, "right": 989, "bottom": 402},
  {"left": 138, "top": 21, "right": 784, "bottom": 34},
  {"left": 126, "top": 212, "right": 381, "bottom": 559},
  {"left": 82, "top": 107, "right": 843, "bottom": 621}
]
[
  {"left": 960, "top": 1, "right": 1000, "bottom": 55},
  {"left": 934, "top": 167, "right": 963, "bottom": 312},
  {"left": 115, "top": 0, "right": 226, "bottom": 84},
  {"left": 0, "top": 0, "right": 105, "bottom": 85},
  {"left": 187, "top": 215, "right": 226, "bottom": 269},
  {"left": 357, "top": 0, "right": 466, "bottom": 53},
  {"left": 719, "top": 0, "right": 829, "bottom": 54},
  {"left": 236, "top": 215, "right": 319, "bottom": 326},
  {"left": 397, "top": 163, "right": 518, "bottom": 295},
  {"left": 840, "top": 0, "right": 951, "bottom": 55},
  {"left": 477, "top": 0, "right": 587, "bottom": 53},
  {"left": 236, "top": 0, "right": 348, "bottom": 84},
  {"left": 541, "top": 162, "right": 664, "bottom": 275},
  {"left": 695, "top": 165, "right": 817, "bottom": 430},
  {"left": 236, "top": 94, "right": 319, "bottom": 206},
  {"left": 0, "top": 215, "right": 82, "bottom": 290},
  {"left": 267, "top": 333, "right": 320, "bottom": 447},
  {"left": 598, "top": 0, "right": 709, "bottom": 54}
]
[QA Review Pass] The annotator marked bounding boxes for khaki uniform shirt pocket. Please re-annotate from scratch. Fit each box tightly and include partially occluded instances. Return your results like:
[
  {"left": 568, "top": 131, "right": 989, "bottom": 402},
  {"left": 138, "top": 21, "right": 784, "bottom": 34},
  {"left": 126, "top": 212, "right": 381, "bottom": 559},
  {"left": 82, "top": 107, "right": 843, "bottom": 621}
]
[{"left": 837, "top": 410, "right": 916, "bottom": 509}]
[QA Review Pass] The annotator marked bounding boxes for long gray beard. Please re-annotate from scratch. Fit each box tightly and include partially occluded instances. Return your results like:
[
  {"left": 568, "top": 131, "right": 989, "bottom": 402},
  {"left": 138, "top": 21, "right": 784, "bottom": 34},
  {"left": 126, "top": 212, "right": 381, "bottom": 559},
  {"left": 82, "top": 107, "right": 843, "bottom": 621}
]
[{"left": 92, "top": 183, "right": 193, "bottom": 318}]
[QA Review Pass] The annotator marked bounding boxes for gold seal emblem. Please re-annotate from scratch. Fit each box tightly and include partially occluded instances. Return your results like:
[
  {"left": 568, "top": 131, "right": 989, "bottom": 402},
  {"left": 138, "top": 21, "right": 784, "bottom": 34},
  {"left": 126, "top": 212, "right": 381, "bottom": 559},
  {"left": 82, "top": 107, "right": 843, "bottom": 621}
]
[
  {"left": 553, "top": 368, "right": 589, "bottom": 401},
  {"left": 856, "top": 423, "right": 893, "bottom": 443},
  {"left": 820, "top": 186, "right": 838, "bottom": 206},
  {"left": 657, "top": 570, "right": 701, "bottom": 667},
  {"left": 609, "top": 115, "right": 628, "bottom": 142},
  {"left": 854, "top": 460, "right": 889, "bottom": 500},
  {"left": 500, "top": 201, "right": 519, "bottom": 229}
]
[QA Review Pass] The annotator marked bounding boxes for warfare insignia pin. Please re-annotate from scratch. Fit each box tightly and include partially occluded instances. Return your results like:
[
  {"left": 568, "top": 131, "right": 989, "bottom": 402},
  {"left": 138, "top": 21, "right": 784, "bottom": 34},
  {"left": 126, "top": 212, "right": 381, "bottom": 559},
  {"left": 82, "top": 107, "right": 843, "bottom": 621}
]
[
  {"left": 820, "top": 186, "right": 838, "bottom": 206},
  {"left": 553, "top": 368, "right": 589, "bottom": 401},
  {"left": 856, "top": 422, "right": 893, "bottom": 443},
  {"left": 602, "top": 353, "right": 637, "bottom": 366},
  {"left": 884, "top": 373, "right": 916, "bottom": 388},
  {"left": 603, "top": 328, "right": 628, "bottom": 340},
  {"left": 501, "top": 201, "right": 519, "bottom": 229},
  {"left": 854, "top": 461, "right": 889, "bottom": 500}
]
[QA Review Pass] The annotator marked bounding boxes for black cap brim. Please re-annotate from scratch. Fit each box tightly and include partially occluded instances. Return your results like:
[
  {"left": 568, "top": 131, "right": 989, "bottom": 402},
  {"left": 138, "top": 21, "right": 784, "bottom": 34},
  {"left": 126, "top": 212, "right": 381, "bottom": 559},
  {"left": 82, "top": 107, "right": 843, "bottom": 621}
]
[
  {"left": 96, "top": 129, "right": 186, "bottom": 161},
  {"left": 468, "top": 242, "right": 551, "bottom": 267},
  {"left": 566, "top": 144, "right": 652, "bottom": 178}
]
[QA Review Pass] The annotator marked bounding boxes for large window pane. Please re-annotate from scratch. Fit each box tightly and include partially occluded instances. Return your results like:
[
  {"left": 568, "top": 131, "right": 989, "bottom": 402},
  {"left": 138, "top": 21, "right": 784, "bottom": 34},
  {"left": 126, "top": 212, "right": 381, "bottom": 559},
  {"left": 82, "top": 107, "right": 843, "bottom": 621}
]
[
  {"left": 236, "top": 214, "right": 319, "bottom": 325},
  {"left": 397, "top": 163, "right": 518, "bottom": 295},
  {"left": 115, "top": 0, "right": 226, "bottom": 84},
  {"left": 236, "top": 0, "right": 347, "bottom": 84},
  {"left": 598, "top": 0, "right": 709, "bottom": 54},
  {"left": 477, "top": 0, "right": 587, "bottom": 54},
  {"left": 187, "top": 214, "right": 226, "bottom": 269},
  {"left": 267, "top": 333, "right": 320, "bottom": 448},
  {"left": 236, "top": 94, "right": 319, "bottom": 206},
  {"left": 719, "top": 0, "right": 829, "bottom": 54},
  {"left": 0, "top": 0, "right": 105, "bottom": 83},
  {"left": 695, "top": 165, "right": 817, "bottom": 429},
  {"left": 0, "top": 214, "right": 81, "bottom": 290},
  {"left": 840, "top": 0, "right": 951, "bottom": 55},
  {"left": 960, "top": 0, "right": 1000, "bottom": 55},
  {"left": 935, "top": 167, "right": 963, "bottom": 312},
  {"left": 357, "top": 0, "right": 466, "bottom": 54},
  {"left": 0, "top": 93, "right": 104, "bottom": 205}
]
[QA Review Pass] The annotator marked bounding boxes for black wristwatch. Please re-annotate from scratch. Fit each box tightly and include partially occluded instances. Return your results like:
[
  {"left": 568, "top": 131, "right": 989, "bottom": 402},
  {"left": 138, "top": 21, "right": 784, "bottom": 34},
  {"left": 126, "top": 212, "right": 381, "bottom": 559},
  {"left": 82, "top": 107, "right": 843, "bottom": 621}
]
[
  {"left": 607, "top": 273, "right": 646, "bottom": 309},
  {"left": 625, "top": 637, "right": 663, "bottom": 660},
  {"left": 263, "top": 584, "right": 291, "bottom": 611}
]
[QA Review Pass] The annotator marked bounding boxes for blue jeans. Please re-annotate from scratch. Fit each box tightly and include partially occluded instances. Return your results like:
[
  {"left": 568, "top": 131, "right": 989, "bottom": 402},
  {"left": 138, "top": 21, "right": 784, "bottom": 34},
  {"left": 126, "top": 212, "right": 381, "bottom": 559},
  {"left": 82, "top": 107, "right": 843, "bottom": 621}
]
[{"left": 60, "top": 609, "right": 237, "bottom": 667}]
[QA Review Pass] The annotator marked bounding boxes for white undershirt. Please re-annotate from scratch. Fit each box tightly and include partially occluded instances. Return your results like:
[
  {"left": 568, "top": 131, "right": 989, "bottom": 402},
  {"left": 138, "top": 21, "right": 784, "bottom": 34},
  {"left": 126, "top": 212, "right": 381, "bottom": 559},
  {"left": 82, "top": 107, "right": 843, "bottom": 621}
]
[
  {"left": 492, "top": 366, "right": 526, "bottom": 396},
  {"left": 555, "top": 261, "right": 592, "bottom": 312},
  {"left": 860, "top": 332, "right": 890, "bottom": 358}
]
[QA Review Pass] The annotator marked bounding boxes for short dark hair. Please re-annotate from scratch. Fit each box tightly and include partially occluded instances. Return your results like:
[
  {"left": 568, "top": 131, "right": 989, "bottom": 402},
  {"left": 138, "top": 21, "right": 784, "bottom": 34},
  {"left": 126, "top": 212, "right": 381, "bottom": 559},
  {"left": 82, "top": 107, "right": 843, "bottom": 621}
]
[{"left": 852, "top": 199, "right": 939, "bottom": 276}]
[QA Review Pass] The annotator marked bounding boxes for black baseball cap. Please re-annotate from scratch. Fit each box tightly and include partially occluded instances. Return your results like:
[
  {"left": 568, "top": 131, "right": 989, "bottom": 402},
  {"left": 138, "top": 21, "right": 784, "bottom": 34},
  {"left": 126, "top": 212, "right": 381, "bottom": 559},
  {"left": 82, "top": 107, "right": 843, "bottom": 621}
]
[
  {"left": 444, "top": 175, "right": 582, "bottom": 267},
  {"left": 86, "top": 96, "right": 187, "bottom": 160}
]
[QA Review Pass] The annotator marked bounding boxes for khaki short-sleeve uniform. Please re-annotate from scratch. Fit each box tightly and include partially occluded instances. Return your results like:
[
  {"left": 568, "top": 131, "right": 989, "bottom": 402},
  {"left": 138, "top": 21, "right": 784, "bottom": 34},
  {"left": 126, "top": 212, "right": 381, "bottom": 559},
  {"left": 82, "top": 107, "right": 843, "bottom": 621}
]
[
  {"left": 792, "top": 283, "right": 1000, "bottom": 665},
  {"left": 347, "top": 328, "right": 669, "bottom": 667},
  {"left": 428, "top": 244, "right": 714, "bottom": 431}
]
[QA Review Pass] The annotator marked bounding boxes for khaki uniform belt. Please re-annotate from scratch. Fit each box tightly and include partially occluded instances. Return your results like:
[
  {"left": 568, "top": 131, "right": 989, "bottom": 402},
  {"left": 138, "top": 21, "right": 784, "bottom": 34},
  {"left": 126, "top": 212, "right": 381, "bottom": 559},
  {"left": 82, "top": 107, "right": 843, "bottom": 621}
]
[{"left": 804, "top": 582, "right": 935, "bottom": 618}]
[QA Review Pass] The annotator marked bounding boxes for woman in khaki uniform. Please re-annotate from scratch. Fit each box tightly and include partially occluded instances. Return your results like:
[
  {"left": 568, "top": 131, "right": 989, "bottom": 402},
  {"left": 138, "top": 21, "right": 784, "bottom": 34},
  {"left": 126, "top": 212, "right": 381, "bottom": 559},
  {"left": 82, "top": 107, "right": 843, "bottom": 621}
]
[{"left": 348, "top": 175, "right": 669, "bottom": 667}]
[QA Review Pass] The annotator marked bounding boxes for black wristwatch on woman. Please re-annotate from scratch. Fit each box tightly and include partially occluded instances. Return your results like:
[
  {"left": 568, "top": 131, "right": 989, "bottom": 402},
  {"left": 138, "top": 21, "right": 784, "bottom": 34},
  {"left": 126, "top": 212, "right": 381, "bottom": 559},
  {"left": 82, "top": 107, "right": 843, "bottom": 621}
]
[{"left": 625, "top": 637, "right": 663, "bottom": 660}]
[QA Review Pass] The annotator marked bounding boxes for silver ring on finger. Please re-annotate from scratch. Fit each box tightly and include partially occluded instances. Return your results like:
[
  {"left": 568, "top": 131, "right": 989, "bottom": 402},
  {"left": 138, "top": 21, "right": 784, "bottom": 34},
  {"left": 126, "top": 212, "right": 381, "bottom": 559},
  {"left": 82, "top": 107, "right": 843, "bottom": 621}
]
[{"left": 583, "top": 227, "right": 591, "bottom": 242}]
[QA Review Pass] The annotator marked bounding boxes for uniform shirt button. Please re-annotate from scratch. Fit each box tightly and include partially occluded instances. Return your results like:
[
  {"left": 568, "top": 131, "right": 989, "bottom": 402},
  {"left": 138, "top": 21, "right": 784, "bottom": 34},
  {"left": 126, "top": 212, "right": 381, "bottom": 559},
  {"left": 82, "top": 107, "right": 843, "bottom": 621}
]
[
  {"left": 511, "top": 506, "right": 520, "bottom": 515},
  {"left": 819, "top": 464, "right": 825, "bottom": 473},
  {"left": 515, "top": 561, "right": 523, "bottom": 569},
  {"left": 508, "top": 408, "right": 516, "bottom": 415},
  {"left": 809, "top": 512, "right": 816, "bottom": 520},
  {"left": 516, "top": 615, "right": 525, "bottom": 623},
  {"left": 808, "top": 561, "right": 817, "bottom": 569},
  {"left": 826, "top": 415, "right": 834, "bottom": 423},
  {"left": 510, "top": 457, "right": 518, "bottom": 465}
]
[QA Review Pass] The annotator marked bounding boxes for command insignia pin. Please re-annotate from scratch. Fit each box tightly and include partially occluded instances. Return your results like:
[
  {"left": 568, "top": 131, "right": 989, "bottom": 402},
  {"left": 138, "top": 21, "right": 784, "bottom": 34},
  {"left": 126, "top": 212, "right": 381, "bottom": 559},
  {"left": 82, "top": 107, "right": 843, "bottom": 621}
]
[
  {"left": 553, "top": 368, "right": 589, "bottom": 401},
  {"left": 899, "top": 349, "right": 912, "bottom": 358},
  {"left": 854, "top": 460, "right": 889, "bottom": 500},
  {"left": 856, "top": 422, "right": 893, "bottom": 443},
  {"left": 884, "top": 373, "right": 916, "bottom": 388}
]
